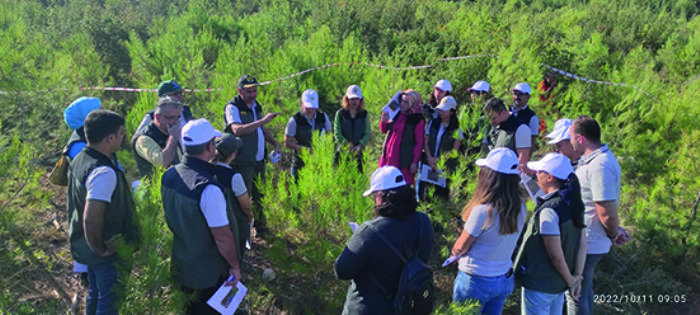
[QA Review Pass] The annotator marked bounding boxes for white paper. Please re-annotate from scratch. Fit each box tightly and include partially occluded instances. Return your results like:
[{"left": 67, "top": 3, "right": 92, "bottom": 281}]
[
  {"left": 246, "top": 223, "right": 252, "bottom": 250},
  {"left": 349, "top": 222, "right": 359, "bottom": 232},
  {"left": 419, "top": 164, "right": 447, "bottom": 188},
  {"left": 207, "top": 277, "right": 247, "bottom": 314},
  {"left": 520, "top": 173, "right": 545, "bottom": 201},
  {"left": 382, "top": 90, "right": 402, "bottom": 120}
]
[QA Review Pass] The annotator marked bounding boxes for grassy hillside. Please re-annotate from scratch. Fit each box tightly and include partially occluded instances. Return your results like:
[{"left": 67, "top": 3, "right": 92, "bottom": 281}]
[{"left": 1, "top": 0, "right": 698, "bottom": 313}]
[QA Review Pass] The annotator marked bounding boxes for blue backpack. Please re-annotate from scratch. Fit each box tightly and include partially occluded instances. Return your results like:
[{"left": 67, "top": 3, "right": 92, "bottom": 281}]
[{"left": 368, "top": 218, "right": 435, "bottom": 315}]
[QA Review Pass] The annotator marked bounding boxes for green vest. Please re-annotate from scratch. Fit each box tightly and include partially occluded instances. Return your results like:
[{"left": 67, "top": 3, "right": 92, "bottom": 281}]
[
  {"left": 487, "top": 114, "right": 524, "bottom": 153},
  {"left": 67, "top": 147, "right": 138, "bottom": 265},
  {"left": 513, "top": 191, "right": 582, "bottom": 294},
  {"left": 292, "top": 111, "right": 328, "bottom": 169},
  {"left": 224, "top": 95, "right": 264, "bottom": 163},
  {"left": 161, "top": 157, "right": 239, "bottom": 289},
  {"left": 336, "top": 108, "right": 368, "bottom": 146}
]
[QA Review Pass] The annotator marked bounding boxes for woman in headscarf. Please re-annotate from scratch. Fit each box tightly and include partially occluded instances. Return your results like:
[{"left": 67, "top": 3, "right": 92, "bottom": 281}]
[{"left": 378, "top": 89, "right": 425, "bottom": 186}]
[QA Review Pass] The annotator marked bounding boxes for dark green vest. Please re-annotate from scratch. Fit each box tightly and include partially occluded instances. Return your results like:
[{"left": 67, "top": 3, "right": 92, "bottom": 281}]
[
  {"left": 67, "top": 147, "right": 138, "bottom": 265},
  {"left": 224, "top": 96, "right": 264, "bottom": 163},
  {"left": 132, "top": 122, "right": 181, "bottom": 179},
  {"left": 161, "top": 157, "right": 238, "bottom": 289},
  {"left": 292, "top": 111, "right": 328, "bottom": 169},
  {"left": 425, "top": 117, "right": 459, "bottom": 172},
  {"left": 336, "top": 109, "right": 367, "bottom": 146},
  {"left": 382, "top": 113, "right": 423, "bottom": 169},
  {"left": 487, "top": 114, "right": 525, "bottom": 153},
  {"left": 213, "top": 164, "right": 249, "bottom": 261},
  {"left": 513, "top": 191, "right": 582, "bottom": 294}
]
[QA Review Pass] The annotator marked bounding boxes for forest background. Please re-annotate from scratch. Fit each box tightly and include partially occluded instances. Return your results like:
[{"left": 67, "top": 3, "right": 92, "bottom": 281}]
[{"left": 0, "top": 0, "right": 699, "bottom": 314}]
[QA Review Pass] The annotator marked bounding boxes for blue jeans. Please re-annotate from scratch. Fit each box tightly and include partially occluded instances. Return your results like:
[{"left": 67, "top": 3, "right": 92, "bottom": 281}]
[
  {"left": 453, "top": 271, "right": 514, "bottom": 315},
  {"left": 522, "top": 288, "right": 565, "bottom": 315},
  {"left": 86, "top": 261, "right": 120, "bottom": 315},
  {"left": 566, "top": 253, "right": 604, "bottom": 315}
]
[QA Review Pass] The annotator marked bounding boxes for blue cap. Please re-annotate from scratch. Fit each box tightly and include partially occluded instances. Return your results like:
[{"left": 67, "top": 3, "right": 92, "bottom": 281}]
[{"left": 64, "top": 97, "right": 101, "bottom": 130}]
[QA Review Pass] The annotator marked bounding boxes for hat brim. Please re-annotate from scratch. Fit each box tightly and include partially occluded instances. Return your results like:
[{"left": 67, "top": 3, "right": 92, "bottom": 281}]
[
  {"left": 240, "top": 83, "right": 258, "bottom": 89},
  {"left": 527, "top": 160, "right": 546, "bottom": 172},
  {"left": 546, "top": 136, "right": 570, "bottom": 145},
  {"left": 362, "top": 189, "right": 375, "bottom": 197},
  {"left": 302, "top": 102, "right": 319, "bottom": 109}
]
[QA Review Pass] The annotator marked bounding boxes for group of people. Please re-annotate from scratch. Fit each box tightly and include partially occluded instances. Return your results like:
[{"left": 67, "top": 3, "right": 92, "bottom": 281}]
[{"left": 60, "top": 73, "right": 628, "bottom": 314}]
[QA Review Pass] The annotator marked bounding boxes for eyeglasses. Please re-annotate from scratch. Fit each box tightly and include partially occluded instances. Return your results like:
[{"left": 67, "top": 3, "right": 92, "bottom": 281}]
[{"left": 471, "top": 91, "right": 485, "bottom": 96}]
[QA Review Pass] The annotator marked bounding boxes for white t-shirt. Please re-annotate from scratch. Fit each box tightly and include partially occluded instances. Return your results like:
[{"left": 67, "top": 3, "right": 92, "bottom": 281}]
[
  {"left": 458, "top": 203, "right": 527, "bottom": 277},
  {"left": 225, "top": 102, "right": 265, "bottom": 161},
  {"left": 514, "top": 124, "right": 532, "bottom": 149},
  {"left": 86, "top": 167, "right": 117, "bottom": 202},
  {"left": 575, "top": 144, "right": 621, "bottom": 254},
  {"left": 215, "top": 162, "right": 248, "bottom": 197},
  {"left": 540, "top": 208, "right": 560, "bottom": 236},
  {"left": 199, "top": 185, "right": 229, "bottom": 228}
]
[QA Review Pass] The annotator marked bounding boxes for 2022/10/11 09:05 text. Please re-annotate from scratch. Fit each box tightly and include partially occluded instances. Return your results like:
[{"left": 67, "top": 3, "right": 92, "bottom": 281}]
[{"left": 593, "top": 294, "right": 687, "bottom": 304}]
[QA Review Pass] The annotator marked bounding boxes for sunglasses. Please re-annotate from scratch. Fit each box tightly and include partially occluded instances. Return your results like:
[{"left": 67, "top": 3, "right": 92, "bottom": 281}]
[{"left": 470, "top": 91, "right": 486, "bottom": 96}]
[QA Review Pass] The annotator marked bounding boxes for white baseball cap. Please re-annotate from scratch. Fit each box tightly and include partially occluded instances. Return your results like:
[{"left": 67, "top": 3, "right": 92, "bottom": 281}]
[
  {"left": 475, "top": 147, "right": 520, "bottom": 175},
  {"left": 527, "top": 152, "right": 574, "bottom": 180},
  {"left": 512, "top": 82, "right": 532, "bottom": 95},
  {"left": 301, "top": 89, "right": 319, "bottom": 108},
  {"left": 435, "top": 96, "right": 457, "bottom": 111},
  {"left": 545, "top": 118, "right": 573, "bottom": 145},
  {"left": 468, "top": 80, "right": 490, "bottom": 93},
  {"left": 362, "top": 166, "right": 407, "bottom": 197},
  {"left": 434, "top": 79, "right": 452, "bottom": 93},
  {"left": 346, "top": 85, "right": 363, "bottom": 99},
  {"left": 181, "top": 118, "right": 222, "bottom": 146}
]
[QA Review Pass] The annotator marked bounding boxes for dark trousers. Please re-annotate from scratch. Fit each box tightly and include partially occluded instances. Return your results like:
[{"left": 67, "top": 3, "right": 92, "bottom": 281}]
[{"left": 181, "top": 285, "right": 221, "bottom": 315}]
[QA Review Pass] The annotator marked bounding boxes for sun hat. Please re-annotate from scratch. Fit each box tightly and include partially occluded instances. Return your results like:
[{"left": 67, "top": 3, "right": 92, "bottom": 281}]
[
  {"left": 527, "top": 152, "right": 574, "bottom": 180},
  {"left": 545, "top": 118, "right": 573, "bottom": 145},
  {"left": 475, "top": 147, "right": 520, "bottom": 175},
  {"left": 301, "top": 89, "right": 319, "bottom": 109},
  {"left": 362, "top": 166, "right": 407, "bottom": 197},
  {"left": 181, "top": 118, "right": 222, "bottom": 146}
]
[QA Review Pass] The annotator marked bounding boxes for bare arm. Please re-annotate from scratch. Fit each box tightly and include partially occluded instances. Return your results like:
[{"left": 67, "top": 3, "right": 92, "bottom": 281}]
[
  {"left": 517, "top": 147, "right": 533, "bottom": 175},
  {"left": 237, "top": 193, "right": 254, "bottom": 223},
  {"left": 229, "top": 113, "right": 278, "bottom": 136},
  {"left": 451, "top": 228, "right": 478, "bottom": 257},
  {"left": 83, "top": 200, "right": 114, "bottom": 257},
  {"left": 284, "top": 135, "right": 305, "bottom": 152},
  {"left": 574, "top": 229, "right": 587, "bottom": 276},
  {"left": 542, "top": 235, "right": 577, "bottom": 287},
  {"left": 596, "top": 200, "right": 620, "bottom": 239},
  {"left": 210, "top": 226, "right": 241, "bottom": 286}
]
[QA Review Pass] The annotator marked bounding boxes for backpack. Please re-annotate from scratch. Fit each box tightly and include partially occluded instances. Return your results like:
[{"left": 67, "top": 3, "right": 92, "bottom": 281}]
[{"left": 367, "top": 217, "right": 435, "bottom": 315}]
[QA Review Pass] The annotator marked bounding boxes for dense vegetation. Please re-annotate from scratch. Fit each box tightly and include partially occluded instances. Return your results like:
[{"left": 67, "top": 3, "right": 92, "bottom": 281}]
[{"left": 1, "top": 0, "right": 698, "bottom": 313}]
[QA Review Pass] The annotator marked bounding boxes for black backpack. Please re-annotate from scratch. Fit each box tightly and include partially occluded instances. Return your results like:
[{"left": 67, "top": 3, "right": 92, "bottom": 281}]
[{"left": 368, "top": 217, "right": 435, "bottom": 315}]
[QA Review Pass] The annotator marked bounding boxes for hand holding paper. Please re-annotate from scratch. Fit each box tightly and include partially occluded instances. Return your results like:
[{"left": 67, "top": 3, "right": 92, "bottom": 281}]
[{"left": 382, "top": 90, "right": 402, "bottom": 121}]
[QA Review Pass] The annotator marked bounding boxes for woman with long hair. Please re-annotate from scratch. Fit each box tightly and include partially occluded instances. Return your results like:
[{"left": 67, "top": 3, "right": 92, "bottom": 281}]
[
  {"left": 424, "top": 79, "right": 452, "bottom": 121},
  {"left": 379, "top": 89, "right": 426, "bottom": 186},
  {"left": 335, "top": 166, "right": 434, "bottom": 314},
  {"left": 334, "top": 85, "right": 370, "bottom": 172},
  {"left": 418, "top": 96, "right": 463, "bottom": 200},
  {"left": 451, "top": 147, "right": 527, "bottom": 314}
]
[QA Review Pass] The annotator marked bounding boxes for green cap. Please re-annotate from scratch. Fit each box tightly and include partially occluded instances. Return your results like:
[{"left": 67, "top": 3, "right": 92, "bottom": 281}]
[{"left": 157, "top": 80, "right": 182, "bottom": 97}]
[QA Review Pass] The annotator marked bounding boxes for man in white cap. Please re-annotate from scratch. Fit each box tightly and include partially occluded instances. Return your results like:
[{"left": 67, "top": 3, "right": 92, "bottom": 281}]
[
  {"left": 511, "top": 82, "right": 540, "bottom": 147},
  {"left": 424, "top": 79, "right": 453, "bottom": 120},
  {"left": 566, "top": 115, "right": 629, "bottom": 315},
  {"left": 284, "top": 89, "right": 332, "bottom": 179},
  {"left": 161, "top": 118, "right": 241, "bottom": 315},
  {"left": 513, "top": 153, "right": 587, "bottom": 315},
  {"left": 545, "top": 118, "right": 580, "bottom": 164}
]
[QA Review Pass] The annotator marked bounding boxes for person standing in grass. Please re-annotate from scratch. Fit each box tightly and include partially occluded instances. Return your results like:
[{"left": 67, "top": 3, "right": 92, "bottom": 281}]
[
  {"left": 67, "top": 110, "right": 138, "bottom": 315},
  {"left": 418, "top": 96, "right": 463, "bottom": 200},
  {"left": 334, "top": 85, "right": 371, "bottom": 172},
  {"left": 423, "top": 79, "right": 453, "bottom": 121},
  {"left": 132, "top": 80, "right": 194, "bottom": 144},
  {"left": 284, "top": 89, "right": 332, "bottom": 180},
  {"left": 131, "top": 97, "right": 184, "bottom": 179},
  {"left": 213, "top": 134, "right": 254, "bottom": 261},
  {"left": 566, "top": 115, "right": 629, "bottom": 315},
  {"left": 379, "top": 89, "right": 425, "bottom": 186},
  {"left": 161, "top": 119, "right": 241, "bottom": 315},
  {"left": 483, "top": 98, "right": 533, "bottom": 175},
  {"left": 335, "top": 166, "right": 434, "bottom": 314},
  {"left": 512, "top": 153, "right": 587, "bottom": 315},
  {"left": 450, "top": 147, "right": 526, "bottom": 314},
  {"left": 510, "top": 82, "right": 540, "bottom": 149},
  {"left": 224, "top": 75, "right": 282, "bottom": 236}
]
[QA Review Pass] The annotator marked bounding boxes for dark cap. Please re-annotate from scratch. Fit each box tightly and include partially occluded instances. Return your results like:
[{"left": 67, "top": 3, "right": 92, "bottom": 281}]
[
  {"left": 237, "top": 75, "right": 259, "bottom": 89},
  {"left": 157, "top": 80, "right": 182, "bottom": 97},
  {"left": 216, "top": 134, "right": 244, "bottom": 157}
]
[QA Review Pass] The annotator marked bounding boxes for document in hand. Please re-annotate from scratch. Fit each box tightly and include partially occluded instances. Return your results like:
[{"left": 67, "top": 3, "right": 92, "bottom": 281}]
[
  {"left": 382, "top": 90, "right": 402, "bottom": 120},
  {"left": 349, "top": 222, "right": 359, "bottom": 232},
  {"left": 207, "top": 276, "right": 248, "bottom": 314},
  {"left": 520, "top": 173, "right": 545, "bottom": 201},
  {"left": 419, "top": 164, "right": 447, "bottom": 188}
]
